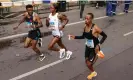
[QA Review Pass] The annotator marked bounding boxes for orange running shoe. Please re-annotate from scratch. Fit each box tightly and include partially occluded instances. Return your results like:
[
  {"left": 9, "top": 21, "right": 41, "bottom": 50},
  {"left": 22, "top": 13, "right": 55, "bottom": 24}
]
[{"left": 97, "top": 50, "right": 105, "bottom": 59}]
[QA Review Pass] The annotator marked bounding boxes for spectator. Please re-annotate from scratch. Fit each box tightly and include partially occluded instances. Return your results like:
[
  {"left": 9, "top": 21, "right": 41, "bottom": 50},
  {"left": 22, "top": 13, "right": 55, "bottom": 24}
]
[
  {"left": 124, "top": 0, "right": 132, "bottom": 13},
  {"left": 111, "top": 1, "right": 118, "bottom": 16},
  {"left": 79, "top": 0, "right": 87, "bottom": 20},
  {"left": 106, "top": 1, "right": 112, "bottom": 16},
  {"left": 95, "top": 1, "right": 105, "bottom": 9}
]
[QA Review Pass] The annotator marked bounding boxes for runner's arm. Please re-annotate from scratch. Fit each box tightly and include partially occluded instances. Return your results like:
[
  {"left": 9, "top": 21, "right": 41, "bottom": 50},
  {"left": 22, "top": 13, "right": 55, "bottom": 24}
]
[
  {"left": 13, "top": 13, "right": 26, "bottom": 30},
  {"left": 95, "top": 25, "right": 107, "bottom": 44},
  {"left": 17, "top": 13, "right": 26, "bottom": 27},
  {"left": 58, "top": 14, "right": 69, "bottom": 30},
  {"left": 69, "top": 33, "right": 84, "bottom": 39},
  {"left": 74, "top": 27, "right": 85, "bottom": 39},
  {"left": 69, "top": 31, "right": 85, "bottom": 39},
  {"left": 99, "top": 31, "right": 107, "bottom": 44},
  {"left": 75, "top": 32, "right": 85, "bottom": 39},
  {"left": 36, "top": 16, "right": 43, "bottom": 28},
  {"left": 46, "top": 17, "right": 50, "bottom": 27}
]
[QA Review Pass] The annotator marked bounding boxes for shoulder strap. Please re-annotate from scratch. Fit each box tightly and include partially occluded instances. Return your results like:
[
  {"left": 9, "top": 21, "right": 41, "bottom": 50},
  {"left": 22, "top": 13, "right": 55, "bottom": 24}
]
[
  {"left": 91, "top": 23, "right": 95, "bottom": 30},
  {"left": 90, "top": 23, "right": 95, "bottom": 34}
]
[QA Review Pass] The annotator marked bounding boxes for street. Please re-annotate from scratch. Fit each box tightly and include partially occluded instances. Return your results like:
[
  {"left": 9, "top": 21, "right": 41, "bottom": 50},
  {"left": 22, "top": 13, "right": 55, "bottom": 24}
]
[{"left": 0, "top": 4, "right": 133, "bottom": 80}]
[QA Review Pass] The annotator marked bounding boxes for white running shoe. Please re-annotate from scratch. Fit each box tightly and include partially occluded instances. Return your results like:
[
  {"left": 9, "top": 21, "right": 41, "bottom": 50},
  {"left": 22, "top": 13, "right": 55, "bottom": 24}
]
[
  {"left": 59, "top": 49, "right": 65, "bottom": 59},
  {"left": 39, "top": 54, "right": 45, "bottom": 61},
  {"left": 65, "top": 51, "right": 72, "bottom": 60}
]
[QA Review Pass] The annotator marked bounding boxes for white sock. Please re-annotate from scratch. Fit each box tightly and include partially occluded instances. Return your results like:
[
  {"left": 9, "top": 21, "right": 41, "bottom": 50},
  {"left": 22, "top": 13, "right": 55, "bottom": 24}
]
[{"left": 40, "top": 54, "right": 44, "bottom": 56}]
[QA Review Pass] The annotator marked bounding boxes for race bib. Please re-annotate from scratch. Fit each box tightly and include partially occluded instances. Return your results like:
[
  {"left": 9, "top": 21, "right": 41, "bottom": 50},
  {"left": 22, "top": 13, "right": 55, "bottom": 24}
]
[
  {"left": 85, "top": 39, "right": 94, "bottom": 48},
  {"left": 26, "top": 22, "right": 34, "bottom": 30},
  {"left": 26, "top": 22, "right": 32, "bottom": 26},
  {"left": 50, "top": 22, "right": 55, "bottom": 26}
]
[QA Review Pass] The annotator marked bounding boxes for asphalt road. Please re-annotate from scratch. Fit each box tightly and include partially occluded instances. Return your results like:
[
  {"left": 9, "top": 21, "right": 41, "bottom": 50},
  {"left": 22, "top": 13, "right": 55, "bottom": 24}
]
[{"left": 0, "top": 4, "right": 133, "bottom": 80}]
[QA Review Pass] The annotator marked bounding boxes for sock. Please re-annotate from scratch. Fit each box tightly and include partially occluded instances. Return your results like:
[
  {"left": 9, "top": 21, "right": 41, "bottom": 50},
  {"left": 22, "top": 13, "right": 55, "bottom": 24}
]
[{"left": 40, "top": 54, "right": 44, "bottom": 57}]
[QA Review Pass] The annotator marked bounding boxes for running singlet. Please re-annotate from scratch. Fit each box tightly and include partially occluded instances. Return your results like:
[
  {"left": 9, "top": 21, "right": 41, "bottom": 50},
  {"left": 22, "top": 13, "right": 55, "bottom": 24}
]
[
  {"left": 25, "top": 12, "right": 41, "bottom": 40},
  {"left": 25, "top": 12, "right": 38, "bottom": 31},
  {"left": 49, "top": 13, "right": 63, "bottom": 37},
  {"left": 85, "top": 24, "right": 99, "bottom": 48},
  {"left": 75, "top": 24, "right": 99, "bottom": 48}
]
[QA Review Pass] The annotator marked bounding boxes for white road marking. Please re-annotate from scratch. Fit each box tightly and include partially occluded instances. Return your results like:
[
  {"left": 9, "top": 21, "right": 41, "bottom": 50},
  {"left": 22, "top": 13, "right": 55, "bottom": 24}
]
[
  {"left": 9, "top": 10, "right": 133, "bottom": 80},
  {"left": 124, "top": 31, "right": 133, "bottom": 36},
  {"left": 15, "top": 14, "right": 23, "bottom": 18},
  {"left": 66, "top": 16, "right": 108, "bottom": 26},
  {"left": 123, "top": 10, "right": 133, "bottom": 36},
  {"left": 10, "top": 58, "right": 66, "bottom": 80},
  {"left": 0, "top": 33, "right": 27, "bottom": 42}
]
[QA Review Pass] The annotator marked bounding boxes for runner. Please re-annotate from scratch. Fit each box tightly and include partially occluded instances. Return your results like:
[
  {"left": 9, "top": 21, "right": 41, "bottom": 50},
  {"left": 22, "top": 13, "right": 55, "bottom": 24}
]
[
  {"left": 13, "top": 4, "right": 45, "bottom": 61},
  {"left": 46, "top": 3, "right": 72, "bottom": 59},
  {"left": 79, "top": 0, "right": 86, "bottom": 20},
  {"left": 69, "top": 13, "right": 107, "bottom": 80}
]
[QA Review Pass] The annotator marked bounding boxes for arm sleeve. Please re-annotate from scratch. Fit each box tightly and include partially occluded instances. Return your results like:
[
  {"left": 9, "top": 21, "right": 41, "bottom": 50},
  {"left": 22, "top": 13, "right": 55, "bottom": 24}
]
[
  {"left": 99, "top": 31, "right": 107, "bottom": 44},
  {"left": 75, "top": 32, "right": 85, "bottom": 39}
]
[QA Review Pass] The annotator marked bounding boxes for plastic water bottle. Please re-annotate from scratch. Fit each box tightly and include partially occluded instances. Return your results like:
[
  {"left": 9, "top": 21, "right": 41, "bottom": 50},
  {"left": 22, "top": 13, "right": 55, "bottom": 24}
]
[{"left": 68, "top": 35, "right": 71, "bottom": 40}]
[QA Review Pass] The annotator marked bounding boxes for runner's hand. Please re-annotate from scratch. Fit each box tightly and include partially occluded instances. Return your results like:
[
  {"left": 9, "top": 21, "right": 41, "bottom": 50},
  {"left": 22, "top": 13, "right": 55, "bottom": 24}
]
[
  {"left": 46, "top": 18, "right": 50, "bottom": 27},
  {"left": 46, "top": 18, "right": 50, "bottom": 22},
  {"left": 59, "top": 27, "right": 64, "bottom": 31},
  {"left": 13, "top": 26, "right": 18, "bottom": 30},
  {"left": 68, "top": 35, "right": 75, "bottom": 39}
]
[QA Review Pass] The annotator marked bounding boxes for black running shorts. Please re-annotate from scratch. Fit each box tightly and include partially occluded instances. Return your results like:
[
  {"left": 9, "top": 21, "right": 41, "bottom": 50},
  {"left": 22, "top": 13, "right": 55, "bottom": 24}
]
[
  {"left": 85, "top": 46, "right": 97, "bottom": 63},
  {"left": 28, "top": 28, "right": 41, "bottom": 40}
]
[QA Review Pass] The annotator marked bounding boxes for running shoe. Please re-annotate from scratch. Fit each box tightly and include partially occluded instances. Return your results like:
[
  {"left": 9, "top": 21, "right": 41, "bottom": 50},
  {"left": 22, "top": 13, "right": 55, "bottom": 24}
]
[
  {"left": 59, "top": 49, "right": 65, "bottom": 59},
  {"left": 65, "top": 51, "right": 72, "bottom": 60},
  {"left": 125, "top": 11, "right": 128, "bottom": 13},
  {"left": 87, "top": 71, "right": 97, "bottom": 80},
  {"left": 113, "top": 13, "right": 116, "bottom": 16},
  {"left": 39, "top": 54, "right": 45, "bottom": 61},
  {"left": 97, "top": 50, "right": 105, "bottom": 59}
]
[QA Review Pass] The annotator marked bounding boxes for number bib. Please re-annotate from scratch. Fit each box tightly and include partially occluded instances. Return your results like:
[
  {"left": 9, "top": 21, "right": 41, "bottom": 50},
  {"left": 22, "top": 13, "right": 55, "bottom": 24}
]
[
  {"left": 26, "top": 22, "right": 34, "bottom": 31},
  {"left": 85, "top": 39, "right": 94, "bottom": 48},
  {"left": 50, "top": 22, "right": 55, "bottom": 26}
]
